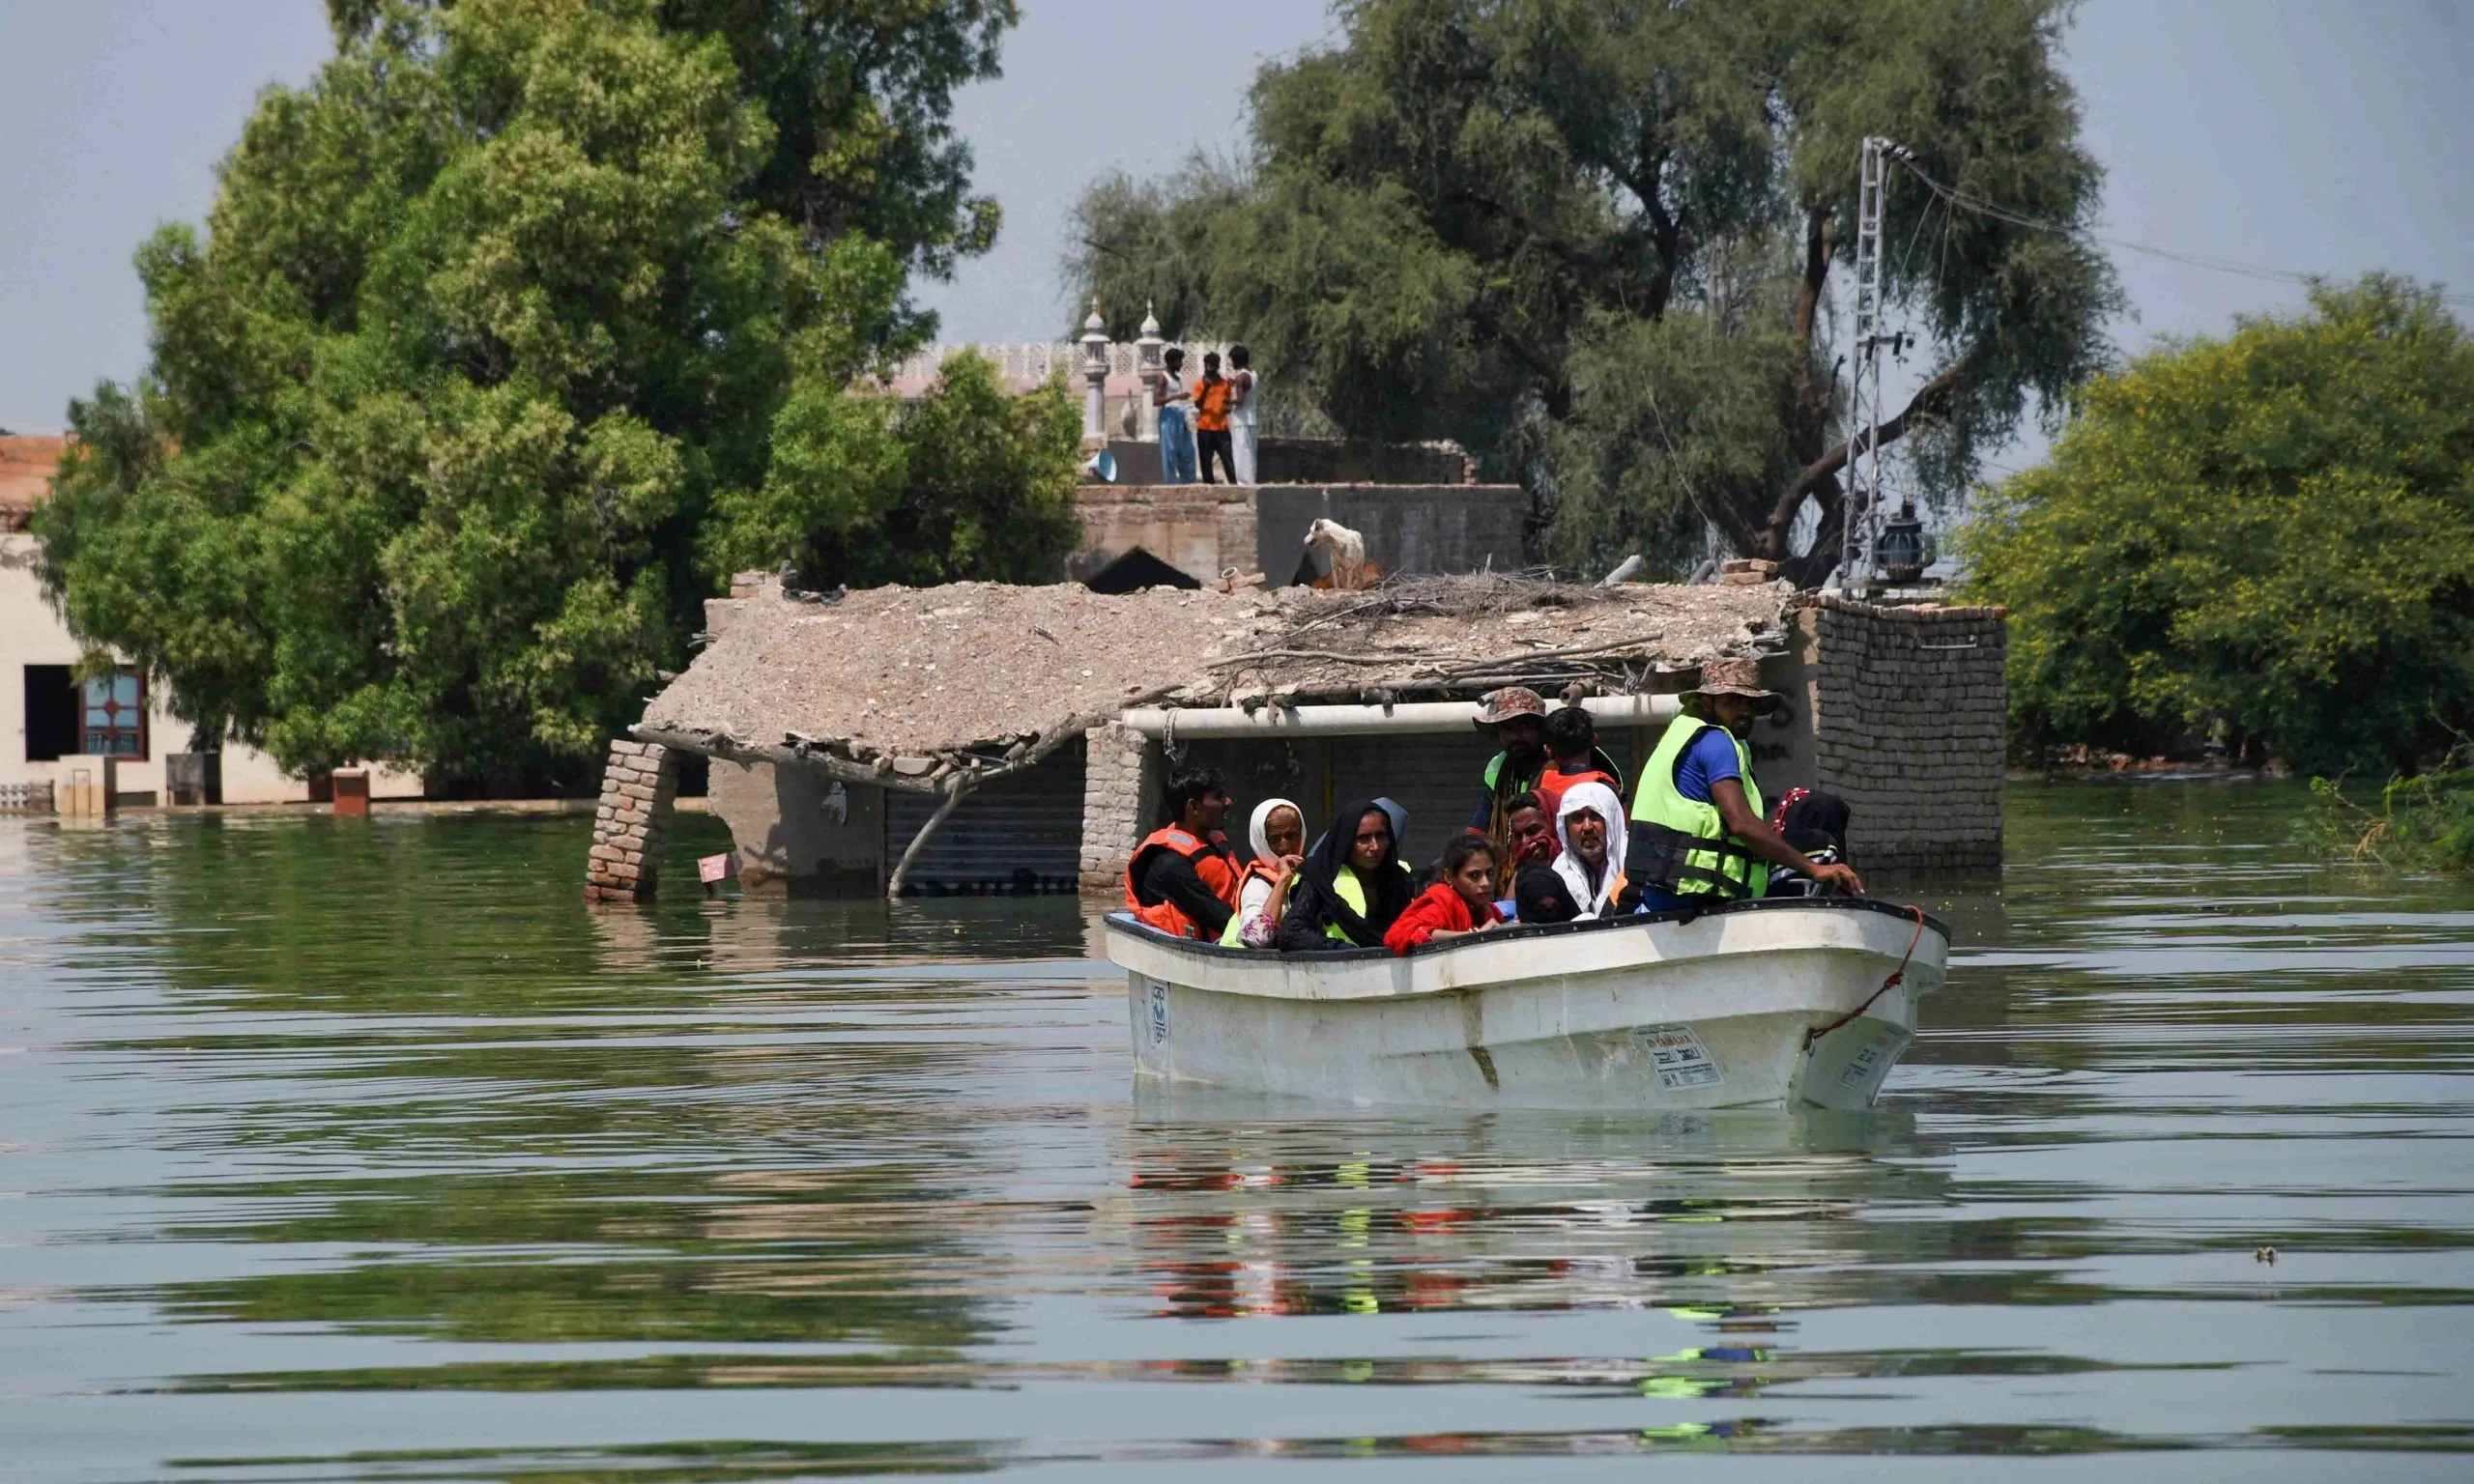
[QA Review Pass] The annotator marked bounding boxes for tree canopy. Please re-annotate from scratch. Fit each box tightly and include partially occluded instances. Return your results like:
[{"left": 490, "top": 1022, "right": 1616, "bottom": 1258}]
[
  {"left": 1959, "top": 276, "right": 2474, "bottom": 778},
  {"left": 1068, "top": 0, "right": 2120, "bottom": 581},
  {"left": 699, "top": 350, "right": 1081, "bottom": 590},
  {"left": 38, "top": 0, "right": 1072, "bottom": 790}
]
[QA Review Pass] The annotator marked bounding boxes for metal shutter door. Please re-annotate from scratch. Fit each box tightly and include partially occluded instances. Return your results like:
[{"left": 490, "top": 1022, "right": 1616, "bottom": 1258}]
[{"left": 882, "top": 738, "right": 1087, "bottom": 893}]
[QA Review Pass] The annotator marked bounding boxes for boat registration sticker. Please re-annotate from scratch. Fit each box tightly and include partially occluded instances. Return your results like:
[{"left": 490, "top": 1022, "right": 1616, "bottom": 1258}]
[
  {"left": 1836, "top": 1024, "right": 1912, "bottom": 1092},
  {"left": 1145, "top": 979, "right": 1170, "bottom": 1047},
  {"left": 1634, "top": 1024, "right": 1723, "bottom": 1091}
]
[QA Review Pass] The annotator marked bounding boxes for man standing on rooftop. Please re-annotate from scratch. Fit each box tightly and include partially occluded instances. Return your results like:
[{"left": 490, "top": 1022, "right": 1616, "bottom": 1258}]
[{"left": 1227, "top": 345, "right": 1258, "bottom": 484}]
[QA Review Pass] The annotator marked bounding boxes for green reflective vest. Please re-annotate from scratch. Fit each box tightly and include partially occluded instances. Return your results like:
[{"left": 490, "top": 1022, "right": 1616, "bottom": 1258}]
[
  {"left": 1630, "top": 716, "right": 1767, "bottom": 899},
  {"left": 1240, "top": 862, "right": 1407, "bottom": 948},
  {"left": 1325, "top": 867, "right": 1371, "bottom": 943},
  {"left": 1482, "top": 751, "right": 1544, "bottom": 794},
  {"left": 1217, "top": 863, "right": 1276, "bottom": 947}
]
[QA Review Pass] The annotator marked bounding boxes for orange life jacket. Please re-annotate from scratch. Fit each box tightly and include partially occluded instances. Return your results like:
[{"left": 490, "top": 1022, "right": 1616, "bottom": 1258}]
[
  {"left": 1124, "top": 826, "right": 1242, "bottom": 937},
  {"left": 1536, "top": 766, "right": 1621, "bottom": 821}
]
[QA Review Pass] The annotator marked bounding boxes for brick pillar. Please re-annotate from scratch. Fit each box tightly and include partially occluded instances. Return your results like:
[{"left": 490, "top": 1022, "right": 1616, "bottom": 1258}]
[
  {"left": 1808, "top": 596, "right": 2008, "bottom": 870},
  {"left": 585, "top": 738, "right": 678, "bottom": 903},
  {"left": 1079, "top": 721, "right": 1161, "bottom": 895}
]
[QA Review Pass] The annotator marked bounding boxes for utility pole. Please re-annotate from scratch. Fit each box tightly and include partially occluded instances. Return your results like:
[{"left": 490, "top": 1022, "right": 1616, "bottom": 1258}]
[{"left": 1838, "top": 135, "right": 1895, "bottom": 596}]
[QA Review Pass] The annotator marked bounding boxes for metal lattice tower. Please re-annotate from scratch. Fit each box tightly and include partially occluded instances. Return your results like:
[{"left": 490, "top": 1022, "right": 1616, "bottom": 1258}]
[{"left": 1838, "top": 136, "right": 1893, "bottom": 595}]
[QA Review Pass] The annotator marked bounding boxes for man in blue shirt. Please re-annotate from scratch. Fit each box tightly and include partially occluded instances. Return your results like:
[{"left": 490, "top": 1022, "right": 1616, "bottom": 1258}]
[{"left": 1630, "top": 658, "right": 1863, "bottom": 909}]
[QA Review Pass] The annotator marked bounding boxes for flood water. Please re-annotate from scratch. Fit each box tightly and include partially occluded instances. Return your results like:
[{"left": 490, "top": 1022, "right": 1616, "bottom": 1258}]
[{"left": 4, "top": 782, "right": 2470, "bottom": 1481}]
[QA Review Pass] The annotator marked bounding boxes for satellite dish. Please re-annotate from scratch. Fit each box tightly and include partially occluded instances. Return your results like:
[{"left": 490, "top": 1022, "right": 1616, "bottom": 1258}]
[{"left": 1082, "top": 448, "right": 1117, "bottom": 482}]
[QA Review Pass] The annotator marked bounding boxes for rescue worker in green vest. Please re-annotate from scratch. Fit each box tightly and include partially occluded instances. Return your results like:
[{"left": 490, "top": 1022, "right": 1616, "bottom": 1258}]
[
  {"left": 1628, "top": 658, "right": 1864, "bottom": 910},
  {"left": 1467, "top": 686, "right": 1550, "bottom": 847},
  {"left": 1276, "top": 797, "right": 1415, "bottom": 950}
]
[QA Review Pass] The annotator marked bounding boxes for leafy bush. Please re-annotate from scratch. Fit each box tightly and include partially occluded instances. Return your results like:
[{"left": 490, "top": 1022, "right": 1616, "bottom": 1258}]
[
  {"left": 2298, "top": 754, "right": 2474, "bottom": 872},
  {"left": 1960, "top": 276, "right": 2474, "bottom": 777}
]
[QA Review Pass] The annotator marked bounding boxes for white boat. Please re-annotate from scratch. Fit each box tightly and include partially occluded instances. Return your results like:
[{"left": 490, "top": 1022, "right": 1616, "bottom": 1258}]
[{"left": 1105, "top": 898, "right": 1950, "bottom": 1111}]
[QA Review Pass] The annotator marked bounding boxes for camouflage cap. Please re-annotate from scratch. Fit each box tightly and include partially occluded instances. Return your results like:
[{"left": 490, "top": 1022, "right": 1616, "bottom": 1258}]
[
  {"left": 1681, "top": 657, "right": 1783, "bottom": 712},
  {"left": 1474, "top": 686, "right": 1548, "bottom": 727}
]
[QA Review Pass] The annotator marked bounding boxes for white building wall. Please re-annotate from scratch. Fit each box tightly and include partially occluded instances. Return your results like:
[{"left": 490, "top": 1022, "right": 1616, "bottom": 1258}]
[{"left": 2, "top": 533, "right": 418, "bottom": 804}]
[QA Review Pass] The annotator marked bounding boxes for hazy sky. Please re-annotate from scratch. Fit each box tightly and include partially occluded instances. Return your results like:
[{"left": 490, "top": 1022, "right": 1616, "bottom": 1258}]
[{"left": 5, "top": 0, "right": 2470, "bottom": 442}]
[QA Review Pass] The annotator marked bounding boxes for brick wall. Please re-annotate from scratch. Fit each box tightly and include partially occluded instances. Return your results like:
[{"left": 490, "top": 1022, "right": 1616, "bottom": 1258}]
[
  {"left": 1253, "top": 485, "right": 1529, "bottom": 585},
  {"left": 585, "top": 738, "right": 679, "bottom": 902},
  {"left": 1079, "top": 722, "right": 1161, "bottom": 893},
  {"left": 1807, "top": 596, "right": 2007, "bottom": 870},
  {"left": 1072, "top": 485, "right": 1256, "bottom": 586},
  {"left": 1072, "top": 482, "right": 1528, "bottom": 589}
]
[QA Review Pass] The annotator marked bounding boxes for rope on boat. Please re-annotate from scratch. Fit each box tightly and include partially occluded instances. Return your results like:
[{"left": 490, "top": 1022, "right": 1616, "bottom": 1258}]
[{"left": 1802, "top": 903, "right": 1928, "bottom": 1051}]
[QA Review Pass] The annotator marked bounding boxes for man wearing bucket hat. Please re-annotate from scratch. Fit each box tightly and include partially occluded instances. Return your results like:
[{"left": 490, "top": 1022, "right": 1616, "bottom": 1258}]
[
  {"left": 1628, "top": 658, "right": 1863, "bottom": 908},
  {"left": 1466, "top": 686, "right": 1552, "bottom": 846}
]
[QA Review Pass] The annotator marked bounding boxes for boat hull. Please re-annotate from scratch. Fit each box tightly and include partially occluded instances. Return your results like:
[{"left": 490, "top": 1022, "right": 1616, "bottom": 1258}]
[{"left": 1108, "top": 899, "right": 1946, "bottom": 1111}]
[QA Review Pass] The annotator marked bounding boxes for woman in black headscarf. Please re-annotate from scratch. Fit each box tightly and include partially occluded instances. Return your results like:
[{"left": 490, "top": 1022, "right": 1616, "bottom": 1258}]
[{"left": 1275, "top": 798, "right": 1415, "bottom": 951}]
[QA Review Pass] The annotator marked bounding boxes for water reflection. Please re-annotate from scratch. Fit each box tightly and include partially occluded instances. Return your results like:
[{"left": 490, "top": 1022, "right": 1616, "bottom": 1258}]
[
  {"left": 1118, "top": 1104, "right": 1916, "bottom": 1328},
  {"left": 3, "top": 782, "right": 2471, "bottom": 1479}
]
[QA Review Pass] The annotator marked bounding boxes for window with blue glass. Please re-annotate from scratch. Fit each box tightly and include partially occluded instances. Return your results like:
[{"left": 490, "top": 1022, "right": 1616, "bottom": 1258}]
[{"left": 82, "top": 669, "right": 147, "bottom": 758}]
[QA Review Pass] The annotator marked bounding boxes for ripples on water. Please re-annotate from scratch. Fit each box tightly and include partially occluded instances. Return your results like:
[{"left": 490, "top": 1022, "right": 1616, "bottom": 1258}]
[{"left": 2, "top": 784, "right": 2469, "bottom": 1481}]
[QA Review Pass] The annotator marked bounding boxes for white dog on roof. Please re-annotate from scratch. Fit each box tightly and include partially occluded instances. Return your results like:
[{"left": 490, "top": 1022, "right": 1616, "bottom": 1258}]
[{"left": 1305, "top": 518, "right": 1369, "bottom": 591}]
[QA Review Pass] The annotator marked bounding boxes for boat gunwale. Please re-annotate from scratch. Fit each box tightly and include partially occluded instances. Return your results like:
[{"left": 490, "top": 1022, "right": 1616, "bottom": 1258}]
[{"left": 1104, "top": 895, "right": 1950, "bottom": 965}]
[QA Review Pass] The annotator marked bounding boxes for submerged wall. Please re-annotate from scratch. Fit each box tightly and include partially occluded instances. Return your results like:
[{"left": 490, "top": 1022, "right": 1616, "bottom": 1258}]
[
  {"left": 708, "top": 757, "right": 886, "bottom": 896},
  {"left": 1803, "top": 596, "right": 2007, "bottom": 870}
]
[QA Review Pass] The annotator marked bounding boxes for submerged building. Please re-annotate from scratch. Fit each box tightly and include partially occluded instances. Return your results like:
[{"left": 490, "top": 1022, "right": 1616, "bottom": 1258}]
[
  {"left": 1, "top": 434, "right": 421, "bottom": 811},
  {"left": 585, "top": 566, "right": 2006, "bottom": 902},
  {"left": 582, "top": 325, "right": 2006, "bottom": 901}
]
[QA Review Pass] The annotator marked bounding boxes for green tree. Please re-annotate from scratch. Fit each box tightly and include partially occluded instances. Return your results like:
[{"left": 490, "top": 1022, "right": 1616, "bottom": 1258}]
[
  {"left": 700, "top": 351, "right": 1080, "bottom": 588},
  {"left": 1959, "top": 276, "right": 2474, "bottom": 777},
  {"left": 37, "top": 0, "right": 1032, "bottom": 789},
  {"left": 1067, "top": 0, "right": 2119, "bottom": 581},
  {"left": 331, "top": 0, "right": 1014, "bottom": 278}
]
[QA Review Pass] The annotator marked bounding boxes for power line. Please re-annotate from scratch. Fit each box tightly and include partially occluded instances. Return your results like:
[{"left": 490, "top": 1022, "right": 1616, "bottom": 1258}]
[{"left": 1888, "top": 155, "right": 2474, "bottom": 310}]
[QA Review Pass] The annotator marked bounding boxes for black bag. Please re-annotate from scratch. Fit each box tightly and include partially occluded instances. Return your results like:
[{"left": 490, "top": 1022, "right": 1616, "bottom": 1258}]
[{"left": 1766, "top": 791, "right": 1854, "bottom": 899}]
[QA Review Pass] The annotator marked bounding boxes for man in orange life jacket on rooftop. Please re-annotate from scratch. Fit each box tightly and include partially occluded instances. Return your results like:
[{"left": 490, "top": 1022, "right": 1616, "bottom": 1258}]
[{"left": 1124, "top": 766, "right": 1243, "bottom": 939}]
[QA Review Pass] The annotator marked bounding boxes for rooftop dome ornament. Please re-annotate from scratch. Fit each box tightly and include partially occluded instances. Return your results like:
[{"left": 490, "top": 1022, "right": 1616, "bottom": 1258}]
[
  {"left": 1135, "top": 301, "right": 1165, "bottom": 442},
  {"left": 1079, "top": 295, "right": 1110, "bottom": 445}
]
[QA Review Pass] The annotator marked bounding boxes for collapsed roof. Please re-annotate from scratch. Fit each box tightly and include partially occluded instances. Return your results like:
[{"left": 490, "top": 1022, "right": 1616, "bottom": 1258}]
[{"left": 634, "top": 573, "right": 1796, "bottom": 795}]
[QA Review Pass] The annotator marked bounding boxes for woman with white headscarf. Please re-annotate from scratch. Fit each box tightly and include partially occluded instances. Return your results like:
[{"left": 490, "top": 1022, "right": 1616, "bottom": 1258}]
[
  {"left": 1220, "top": 797, "right": 1307, "bottom": 947},
  {"left": 1550, "top": 780, "right": 1628, "bottom": 920}
]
